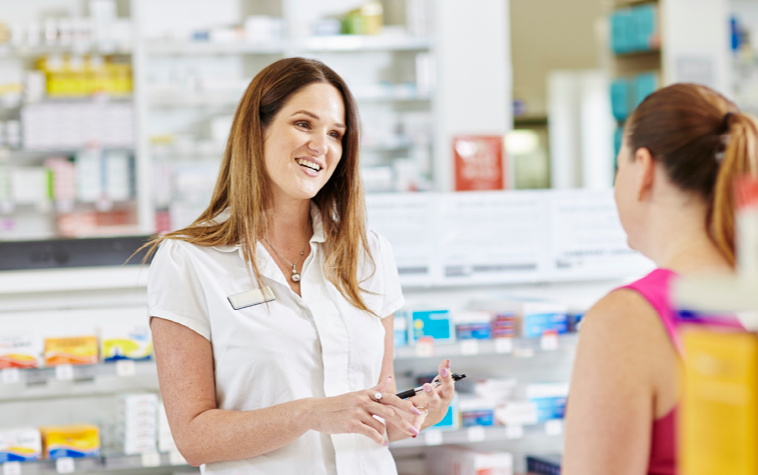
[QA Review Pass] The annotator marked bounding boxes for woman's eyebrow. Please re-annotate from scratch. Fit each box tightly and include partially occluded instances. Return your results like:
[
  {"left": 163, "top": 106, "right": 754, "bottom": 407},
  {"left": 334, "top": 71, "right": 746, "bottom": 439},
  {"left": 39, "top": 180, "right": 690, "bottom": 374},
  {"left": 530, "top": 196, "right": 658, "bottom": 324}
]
[{"left": 291, "top": 110, "right": 346, "bottom": 129}]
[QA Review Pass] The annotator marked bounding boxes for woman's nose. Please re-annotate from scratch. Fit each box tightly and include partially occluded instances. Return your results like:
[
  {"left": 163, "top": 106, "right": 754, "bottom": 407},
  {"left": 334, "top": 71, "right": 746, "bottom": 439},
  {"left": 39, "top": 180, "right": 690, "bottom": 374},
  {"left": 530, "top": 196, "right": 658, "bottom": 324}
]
[{"left": 307, "top": 133, "right": 328, "bottom": 155}]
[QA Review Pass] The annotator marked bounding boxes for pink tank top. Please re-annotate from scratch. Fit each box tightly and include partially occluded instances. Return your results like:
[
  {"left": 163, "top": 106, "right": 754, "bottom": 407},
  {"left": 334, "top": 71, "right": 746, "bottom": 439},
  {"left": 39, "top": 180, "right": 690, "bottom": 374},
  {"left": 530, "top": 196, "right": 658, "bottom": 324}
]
[{"left": 620, "top": 269, "right": 743, "bottom": 475}]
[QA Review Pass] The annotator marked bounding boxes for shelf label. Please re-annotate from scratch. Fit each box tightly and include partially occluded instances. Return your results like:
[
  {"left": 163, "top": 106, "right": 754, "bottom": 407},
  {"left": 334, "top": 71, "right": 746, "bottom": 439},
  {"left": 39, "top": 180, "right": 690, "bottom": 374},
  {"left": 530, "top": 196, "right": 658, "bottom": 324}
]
[
  {"left": 545, "top": 419, "right": 563, "bottom": 436},
  {"left": 505, "top": 424, "right": 523, "bottom": 439},
  {"left": 423, "top": 429, "right": 443, "bottom": 446},
  {"left": 415, "top": 338, "right": 435, "bottom": 358},
  {"left": 141, "top": 452, "right": 161, "bottom": 467},
  {"left": 3, "top": 461, "right": 21, "bottom": 475},
  {"left": 513, "top": 348, "right": 535, "bottom": 358},
  {"left": 1, "top": 368, "right": 20, "bottom": 384},
  {"left": 494, "top": 338, "right": 513, "bottom": 354},
  {"left": 169, "top": 451, "right": 187, "bottom": 466},
  {"left": 460, "top": 340, "right": 479, "bottom": 356},
  {"left": 540, "top": 333, "right": 559, "bottom": 351},
  {"left": 466, "top": 426, "right": 486, "bottom": 442},
  {"left": 55, "top": 364, "right": 74, "bottom": 381},
  {"left": 116, "top": 360, "right": 136, "bottom": 377},
  {"left": 56, "top": 457, "right": 75, "bottom": 474}
]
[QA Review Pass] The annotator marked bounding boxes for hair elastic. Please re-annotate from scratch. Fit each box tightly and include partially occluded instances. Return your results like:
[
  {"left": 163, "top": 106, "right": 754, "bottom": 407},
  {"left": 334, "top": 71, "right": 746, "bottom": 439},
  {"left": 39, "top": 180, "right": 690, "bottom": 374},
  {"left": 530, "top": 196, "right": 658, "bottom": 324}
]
[{"left": 722, "top": 112, "right": 734, "bottom": 132}]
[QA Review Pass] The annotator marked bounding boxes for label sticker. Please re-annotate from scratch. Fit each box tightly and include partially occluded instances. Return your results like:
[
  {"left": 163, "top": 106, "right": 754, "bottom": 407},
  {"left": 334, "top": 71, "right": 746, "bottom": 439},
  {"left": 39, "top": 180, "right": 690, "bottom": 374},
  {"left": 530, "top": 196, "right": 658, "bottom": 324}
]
[
  {"left": 1, "top": 368, "right": 20, "bottom": 384},
  {"left": 169, "top": 451, "right": 187, "bottom": 466},
  {"left": 55, "top": 364, "right": 74, "bottom": 381},
  {"left": 415, "top": 338, "right": 434, "bottom": 358},
  {"left": 466, "top": 426, "right": 486, "bottom": 442},
  {"left": 545, "top": 419, "right": 563, "bottom": 436},
  {"left": 141, "top": 452, "right": 161, "bottom": 467},
  {"left": 3, "top": 461, "right": 21, "bottom": 475},
  {"left": 56, "top": 457, "right": 75, "bottom": 474},
  {"left": 423, "top": 429, "right": 443, "bottom": 446},
  {"left": 494, "top": 338, "right": 513, "bottom": 354},
  {"left": 116, "top": 360, "right": 136, "bottom": 377},
  {"left": 460, "top": 340, "right": 479, "bottom": 356},
  {"left": 540, "top": 334, "right": 559, "bottom": 351},
  {"left": 505, "top": 424, "right": 523, "bottom": 439}
]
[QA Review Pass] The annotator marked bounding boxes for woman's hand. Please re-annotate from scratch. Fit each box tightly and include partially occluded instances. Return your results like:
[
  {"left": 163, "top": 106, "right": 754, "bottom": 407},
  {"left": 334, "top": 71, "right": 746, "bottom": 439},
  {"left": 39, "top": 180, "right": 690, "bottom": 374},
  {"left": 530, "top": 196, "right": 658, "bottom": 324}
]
[
  {"left": 305, "top": 376, "right": 423, "bottom": 446},
  {"left": 408, "top": 359, "right": 455, "bottom": 428}
]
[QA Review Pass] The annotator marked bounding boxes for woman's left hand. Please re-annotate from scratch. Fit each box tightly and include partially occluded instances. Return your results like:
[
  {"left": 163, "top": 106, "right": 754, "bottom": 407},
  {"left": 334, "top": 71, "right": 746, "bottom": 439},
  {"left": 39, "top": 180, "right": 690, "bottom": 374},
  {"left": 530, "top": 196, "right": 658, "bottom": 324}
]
[{"left": 408, "top": 359, "right": 455, "bottom": 428}]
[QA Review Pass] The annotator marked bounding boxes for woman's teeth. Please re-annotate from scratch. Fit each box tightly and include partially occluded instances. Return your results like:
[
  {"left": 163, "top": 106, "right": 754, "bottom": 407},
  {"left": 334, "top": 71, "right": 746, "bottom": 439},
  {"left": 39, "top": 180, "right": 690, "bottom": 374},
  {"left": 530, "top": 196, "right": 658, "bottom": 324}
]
[{"left": 297, "top": 159, "right": 321, "bottom": 171}]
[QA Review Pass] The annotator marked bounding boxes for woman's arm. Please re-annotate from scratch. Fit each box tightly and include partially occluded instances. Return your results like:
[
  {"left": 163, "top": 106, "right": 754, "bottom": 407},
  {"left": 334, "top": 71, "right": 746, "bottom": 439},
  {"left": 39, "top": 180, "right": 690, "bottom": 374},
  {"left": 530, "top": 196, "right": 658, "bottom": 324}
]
[
  {"left": 562, "top": 290, "right": 678, "bottom": 475},
  {"left": 152, "top": 317, "right": 419, "bottom": 466}
]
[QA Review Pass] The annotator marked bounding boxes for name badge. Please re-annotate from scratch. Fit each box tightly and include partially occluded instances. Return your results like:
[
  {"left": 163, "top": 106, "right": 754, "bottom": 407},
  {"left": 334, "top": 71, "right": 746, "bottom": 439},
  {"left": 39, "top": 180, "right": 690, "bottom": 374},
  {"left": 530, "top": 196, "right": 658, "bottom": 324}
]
[{"left": 227, "top": 286, "right": 275, "bottom": 310}]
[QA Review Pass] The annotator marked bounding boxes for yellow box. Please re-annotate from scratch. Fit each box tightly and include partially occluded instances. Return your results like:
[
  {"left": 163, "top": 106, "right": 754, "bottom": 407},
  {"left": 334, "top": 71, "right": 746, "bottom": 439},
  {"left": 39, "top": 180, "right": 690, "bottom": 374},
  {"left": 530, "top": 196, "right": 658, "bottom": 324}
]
[
  {"left": 44, "top": 336, "right": 98, "bottom": 366},
  {"left": 680, "top": 329, "right": 758, "bottom": 475},
  {"left": 39, "top": 425, "right": 100, "bottom": 459}
]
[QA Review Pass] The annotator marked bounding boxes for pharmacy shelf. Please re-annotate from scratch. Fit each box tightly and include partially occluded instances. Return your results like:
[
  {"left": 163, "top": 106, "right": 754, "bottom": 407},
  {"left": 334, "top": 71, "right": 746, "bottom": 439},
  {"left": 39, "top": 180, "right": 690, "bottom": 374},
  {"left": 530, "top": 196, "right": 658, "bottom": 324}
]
[
  {"left": 673, "top": 276, "right": 758, "bottom": 324},
  {"left": 0, "top": 265, "right": 148, "bottom": 295},
  {"left": 0, "top": 44, "right": 132, "bottom": 58},
  {"left": 0, "top": 360, "right": 158, "bottom": 403},
  {"left": 147, "top": 89, "right": 430, "bottom": 107},
  {"left": 394, "top": 334, "right": 579, "bottom": 361},
  {"left": 1, "top": 452, "right": 196, "bottom": 475},
  {"left": 390, "top": 420, "right": 564, "bottom": 449},
  {"left": 145, "top": 36, "right": 430, "bottom": 55}
]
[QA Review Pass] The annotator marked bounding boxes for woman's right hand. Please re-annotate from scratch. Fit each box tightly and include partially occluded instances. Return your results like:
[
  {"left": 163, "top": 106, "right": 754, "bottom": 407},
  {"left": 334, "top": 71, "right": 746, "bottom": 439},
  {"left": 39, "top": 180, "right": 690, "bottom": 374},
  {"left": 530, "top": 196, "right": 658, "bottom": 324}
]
[{"left": 305, "top": 376, "right": 423, "bottom": 446}]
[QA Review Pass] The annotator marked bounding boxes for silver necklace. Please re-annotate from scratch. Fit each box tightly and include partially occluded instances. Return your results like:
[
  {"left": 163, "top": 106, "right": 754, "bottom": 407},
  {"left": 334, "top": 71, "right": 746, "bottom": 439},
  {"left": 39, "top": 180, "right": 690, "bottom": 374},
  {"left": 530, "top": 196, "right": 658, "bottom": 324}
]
[{"left": 264, "top": 235, "right": 309, "bottom": 283}]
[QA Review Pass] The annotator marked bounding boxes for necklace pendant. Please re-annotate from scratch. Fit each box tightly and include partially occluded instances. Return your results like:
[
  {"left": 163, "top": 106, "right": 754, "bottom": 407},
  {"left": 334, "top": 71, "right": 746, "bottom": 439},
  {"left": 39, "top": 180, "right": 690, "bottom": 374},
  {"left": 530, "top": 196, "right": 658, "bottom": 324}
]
[{"left": 291, "top": 269, "right": 301, "bottom": 283}]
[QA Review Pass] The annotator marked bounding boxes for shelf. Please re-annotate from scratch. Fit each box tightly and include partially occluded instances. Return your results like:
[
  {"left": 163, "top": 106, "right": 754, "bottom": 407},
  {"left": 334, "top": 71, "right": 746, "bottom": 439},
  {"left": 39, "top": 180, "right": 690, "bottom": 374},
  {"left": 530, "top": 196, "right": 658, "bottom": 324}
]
[
  {"left": 0, "top": 265, "right": 148, "bottom": 295},
  {"left": 0, "top": 360, "right": 158, "bottom": 402},
  {"left": 0, "top": 44, "right": 132, "bottom": 58},
  {"left": 147, "top": 89, "right": 430, "bottom": 107},
  {"left": 390, "top": 420, "right": 563, "bottom": 448},
  {"left": 614, "top": 0, "right": 658, "bottom": 7},
  {"left": 673, "top": 276, "right": 758, "bottom": 327},
  {"left": 614, "top": 49, "right": 660, "bottom": 59},
  {"left": 394, "top": 334, "right": 578, "bottom": 360},
  {"left": 145, "top": 36, "right": 431, "bottom": 55},
  {"left": 1, "top": 451, "right": 193, "bottom": 474}
]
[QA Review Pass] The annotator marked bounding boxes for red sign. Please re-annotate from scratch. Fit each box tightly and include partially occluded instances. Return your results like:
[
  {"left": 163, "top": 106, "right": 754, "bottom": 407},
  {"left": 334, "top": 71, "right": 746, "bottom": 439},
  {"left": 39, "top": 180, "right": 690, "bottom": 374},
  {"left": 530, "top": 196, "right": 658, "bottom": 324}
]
[{"left": 453, "top": 135, "right": 505, "bottom": 191}]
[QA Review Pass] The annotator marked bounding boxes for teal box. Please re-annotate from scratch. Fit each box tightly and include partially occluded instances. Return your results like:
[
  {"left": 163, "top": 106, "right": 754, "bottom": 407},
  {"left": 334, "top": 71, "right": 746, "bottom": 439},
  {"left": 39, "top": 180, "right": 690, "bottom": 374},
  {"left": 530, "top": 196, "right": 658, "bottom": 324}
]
[
  {"left": 411, "top": 309, "right": 455, "bottom": 344},
  {"left": 632, "top": 4, "right": 657, "bottom": 51},
  {"left": 432, "top": 395, "right": 459, "bottom": 430},
  {"left": 610, "top": 9, "right": 633, "bottom": 54},
  {"left": 610, "top": 79, "right": 630, "bottom": 121},
  {"left": 634, "top": 72, "right": 658, "bottom": 108}
]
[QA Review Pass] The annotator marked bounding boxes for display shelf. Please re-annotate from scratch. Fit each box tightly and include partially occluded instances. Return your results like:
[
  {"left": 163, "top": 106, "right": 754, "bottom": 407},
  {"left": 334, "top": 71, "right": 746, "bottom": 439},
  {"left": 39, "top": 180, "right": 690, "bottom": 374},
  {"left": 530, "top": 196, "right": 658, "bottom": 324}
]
[
  {"left": 1, "top": 451, "right": 194, "bottom": 475},
  {"left": 673, "top": 275, "right": 758, "bottom": 317},
  {"left": 614, "top": 0, "right": 657, "bottom": 7},
  {"left": 390, "top": 420, "right": 564, "bottom": 449},
  {"left": 147, "top": 89, "right": 430, "bottom": 107},
  {"left": 0, "top": 44, "right": 133, "bottom": 58},
  {"left": 292, "top": 35, "right": 431, "bottom": 52},
  {"left": 0, "top": 360, "right": 158, "bottom": 402},
  {"left": 0, "top": 265, "right": 148, "bottom": 295},
  {"left": 394, "top": 334, "right": 578, "bottom": 361},
  {"left": 144, "top": 41, "right": 285, "bottom": 55}
]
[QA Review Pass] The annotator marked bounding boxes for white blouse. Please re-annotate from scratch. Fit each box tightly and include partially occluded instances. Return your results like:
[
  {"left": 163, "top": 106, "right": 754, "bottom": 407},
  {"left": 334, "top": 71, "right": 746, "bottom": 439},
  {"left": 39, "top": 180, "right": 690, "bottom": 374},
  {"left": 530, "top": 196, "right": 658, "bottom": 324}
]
[{"left": 147, "top": 204, "right": 405, "bottom": 475}]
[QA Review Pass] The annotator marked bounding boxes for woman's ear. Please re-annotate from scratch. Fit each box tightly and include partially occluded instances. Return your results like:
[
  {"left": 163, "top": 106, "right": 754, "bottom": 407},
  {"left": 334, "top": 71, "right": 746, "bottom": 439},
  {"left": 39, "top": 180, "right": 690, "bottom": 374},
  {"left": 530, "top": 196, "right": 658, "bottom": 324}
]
[{"left": 634, "top": 147, "right": 655, "bottom": 201}]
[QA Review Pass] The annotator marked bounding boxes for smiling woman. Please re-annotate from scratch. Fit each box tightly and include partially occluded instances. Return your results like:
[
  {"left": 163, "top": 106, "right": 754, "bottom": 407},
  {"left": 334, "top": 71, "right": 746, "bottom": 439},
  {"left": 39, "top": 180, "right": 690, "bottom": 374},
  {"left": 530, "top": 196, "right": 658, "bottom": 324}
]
[{"left": 139, "top": 57, "right": 456, "bottom": 475}]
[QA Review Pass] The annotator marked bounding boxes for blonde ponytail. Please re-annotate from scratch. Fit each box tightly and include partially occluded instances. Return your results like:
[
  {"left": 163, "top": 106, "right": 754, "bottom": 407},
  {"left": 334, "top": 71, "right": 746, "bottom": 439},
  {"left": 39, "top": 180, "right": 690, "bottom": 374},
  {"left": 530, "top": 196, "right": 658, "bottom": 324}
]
[{"left": 710, "top": 113, "right": 758, "bottom": 266}]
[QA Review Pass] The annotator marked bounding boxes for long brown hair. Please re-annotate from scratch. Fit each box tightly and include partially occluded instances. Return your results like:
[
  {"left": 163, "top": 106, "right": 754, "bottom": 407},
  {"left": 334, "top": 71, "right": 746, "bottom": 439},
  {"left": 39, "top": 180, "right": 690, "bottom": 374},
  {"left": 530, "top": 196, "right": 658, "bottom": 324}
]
[
  {"left": 143, "top": 57, "right": 374, "bottom": 312},
  {"left": 626, "top": 83, "right": 758, "bottom": 265}
]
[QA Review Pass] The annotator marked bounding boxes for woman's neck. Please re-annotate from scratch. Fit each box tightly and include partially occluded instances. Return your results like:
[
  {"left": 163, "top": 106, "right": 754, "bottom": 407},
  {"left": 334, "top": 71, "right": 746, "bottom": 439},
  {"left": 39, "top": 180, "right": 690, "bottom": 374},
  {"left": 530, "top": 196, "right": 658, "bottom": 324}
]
[{"left": 267, "top": 197, "right": 312, "bottom": 247}]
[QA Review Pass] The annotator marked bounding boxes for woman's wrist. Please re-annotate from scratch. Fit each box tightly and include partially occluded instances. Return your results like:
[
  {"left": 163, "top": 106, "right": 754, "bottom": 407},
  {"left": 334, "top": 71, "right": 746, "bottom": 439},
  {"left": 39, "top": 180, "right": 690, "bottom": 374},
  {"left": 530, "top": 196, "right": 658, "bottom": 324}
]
[{"left": 289, "top": 397, "right": 318, "bottom": 434}]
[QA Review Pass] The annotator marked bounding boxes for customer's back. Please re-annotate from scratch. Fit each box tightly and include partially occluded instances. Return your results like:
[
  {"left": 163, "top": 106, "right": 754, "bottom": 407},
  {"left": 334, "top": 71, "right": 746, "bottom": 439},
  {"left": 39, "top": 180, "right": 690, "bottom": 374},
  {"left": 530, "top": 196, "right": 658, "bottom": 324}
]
[{"left": 562, "top": 83, "right": 757, "bottom": 475}]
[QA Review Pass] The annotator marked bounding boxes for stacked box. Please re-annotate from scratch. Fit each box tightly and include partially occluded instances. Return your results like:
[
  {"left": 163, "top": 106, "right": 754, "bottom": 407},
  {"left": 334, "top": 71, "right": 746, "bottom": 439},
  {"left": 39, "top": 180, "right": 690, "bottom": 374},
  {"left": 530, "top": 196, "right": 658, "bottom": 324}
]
[
  {"left": 117, "top": 393, "right": 158, "bottom": 455},
  {"left": 610, "top": 4, "right": 659, "bottom": 54},
  {"left": 44, "top": 336, "right": 98, "bottom": 366},
  {"left": 393, "top": 314, "right": 408, "bottom": 348},
  {"left": 459, "top": 397, "right": 495, "bottom": 427},
  {"left": 454, "top": 311, "right": 491, "bottom": 340},
  {"left": 100, "top": 324, "right": 152, "bottom": 362},
  {"left": 527, "top": 383, "right": 569, "bottom": 421},
  {"left": 426, "top": 445, "right": 513, "bottom": 475},
  {"left": 410, "top": 308, "right": 455, "bottom": 344},
  {"left": 158, "top": 401, "right": 177, "bottom": 453},
  {"left": 39, "top": 425, "right": 100, "bottom": 459},
  {"left": 0, "top": 335, "right": 43, "bottom": 369},
  {"left": 491, "top": 313, "right": 517, "bottom": 339},
  {"left": 0, "top": 427, "right": 42, "bottom": 462}
]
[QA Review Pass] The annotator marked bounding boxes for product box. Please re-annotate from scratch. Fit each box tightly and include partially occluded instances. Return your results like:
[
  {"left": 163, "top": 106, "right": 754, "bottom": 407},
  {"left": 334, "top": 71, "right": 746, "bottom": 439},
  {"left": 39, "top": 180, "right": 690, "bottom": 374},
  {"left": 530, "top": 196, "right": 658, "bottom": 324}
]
[
  {"left": 101, "top": 324, "right": 152, "bottom": 362},
  {"left": 0, "top": 335, "right": 43, "bottom": 369},
  {"left": 410, "top": 309, "right": 455, "bottom": 344},
  {"left": 432, "top": 394, "right": 459, "bottom": 430},
  {"left": 472, "top": 299, "right": 568, "bottom": 339},
  {"left": 611, "top": 79, "right": 629, "bottom": 121},
  {"left": 454, "top": 311, "right": 492, "bottom": 340},
  {"left": 526, "top": 383, "right": 569, "bottom": 421},
  {"left": 459, "top": 397, "right": 495, "bottom": 427},
  {"left": 39, "top": 424, "right": 100, "bottom": 459},
  {"left": 158, "top": 402, "right": 177, "bottom": 453},
  {"left": 426, "top": 446, "right": 513, "bottom": 475},
  {"left": 494, "top": 401, "right": 539, "bottom": 426},
  {"left": 0, "top": 427, "right": 42, "bottom": 462},
  {"left": 44, "top": 336, "right": 98, "bottom": 366},
  {"left": 393, "top": 313, "right": 408, "bottom": 348}
]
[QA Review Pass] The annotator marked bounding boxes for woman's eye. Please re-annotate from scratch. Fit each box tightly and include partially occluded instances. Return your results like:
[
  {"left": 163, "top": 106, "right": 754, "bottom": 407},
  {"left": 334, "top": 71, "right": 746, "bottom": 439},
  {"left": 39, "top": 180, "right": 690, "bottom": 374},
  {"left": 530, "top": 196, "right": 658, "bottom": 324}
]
[
  {"left": 295, "top": 121, "right": 309, "bottom": 129},
  {"left": 329, "top": 131, "right": 342, "bottom": 139}
]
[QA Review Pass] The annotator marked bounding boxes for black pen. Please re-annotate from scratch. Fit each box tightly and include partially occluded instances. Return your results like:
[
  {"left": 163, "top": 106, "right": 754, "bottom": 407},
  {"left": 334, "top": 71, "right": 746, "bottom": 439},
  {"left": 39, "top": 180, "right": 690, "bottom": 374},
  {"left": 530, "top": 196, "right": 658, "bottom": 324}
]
[{"left": 395, "top": 373, "right": 466, "bottom": 399}]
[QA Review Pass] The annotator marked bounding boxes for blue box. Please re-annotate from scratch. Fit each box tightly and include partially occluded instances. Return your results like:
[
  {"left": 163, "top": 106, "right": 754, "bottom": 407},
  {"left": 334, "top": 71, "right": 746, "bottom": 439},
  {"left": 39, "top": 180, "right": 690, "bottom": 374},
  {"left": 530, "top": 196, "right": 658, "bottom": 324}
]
[
  {"left": 610, "top": 79, "right": 630, "bottom": 121},
  {"left": 634, "top": 72, "right": 658, "bottom": 108},
  {"left": 523, "top": 313, "right": 569, "bottom": 339},
  {"left": 461, "top": 409, "right": 495, "bottom": 427},
  {"left": 412, "top": 309, "right": 455, "bottom": 344},
  {"left": 532, "top": 397, "right": 567, "bottom": 421},
  {"left": 632, "top": 4, "right": 657, "bottom": 52},
  {"left": 394, "top": 310, "right": 409, "bottom": 347},
  {"left": 610, "top": 9, "right": 633, "bottom": 54},
  {"left": 432, "top": 395, "right": 459, "bottom": 430}
]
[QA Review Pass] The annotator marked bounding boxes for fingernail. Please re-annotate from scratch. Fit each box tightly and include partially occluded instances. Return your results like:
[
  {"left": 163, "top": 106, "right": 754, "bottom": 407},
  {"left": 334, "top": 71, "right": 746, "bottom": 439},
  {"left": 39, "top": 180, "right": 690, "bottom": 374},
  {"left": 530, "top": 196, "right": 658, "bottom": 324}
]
[
  {"left": 440, "top": 367, "right": 449, "bottom": 378},
  {"left": 386, "top": 376, "right": 392, "bottom": 380},
  {"left": 423, "top": 384, "right": 432, "bottom": 393},
  {"left": 412, "top": 434, "right": 417, "bottom": 438},
  {"left": 384, "top": 440, "right": 389, "bottom": 447},
  {"left": 445, "top": 359, "right": 451, "bottom": 368},
  {"left": 409, "top": 425, "right": 420, "bottom": 436},
  {"left": 411, "top": 406, "right": 422, "bottom": 416}
]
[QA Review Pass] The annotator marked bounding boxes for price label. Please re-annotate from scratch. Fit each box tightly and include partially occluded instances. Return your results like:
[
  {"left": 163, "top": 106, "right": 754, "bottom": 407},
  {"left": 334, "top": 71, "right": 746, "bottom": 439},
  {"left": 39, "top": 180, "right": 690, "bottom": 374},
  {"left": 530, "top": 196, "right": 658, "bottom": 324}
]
[
  {"left": 415, "top": 338, "right": 435, "bottom": 358},
  {"left": 505, "top": 424, "right": 523, "bottom": 439},
  {"left": 466, "top": 426, "right": 486, "bottom": 442},
  {"left": 494, "top": 338, "right": 513, "bottom": 354},
  {"left": 169, "top": 451, "right": 187, "bottom": 466},
  {"left": 513, "top": 348, "right": 535, "bottom": 358},
  {"left": 460, "top": 340, "right": 479, "bottom": 356},
  {"left": 545, "top": 419, "right": 563, "bottom": 436},
  {"left": 55, "top": 364, "right": 74, "bottom": 381},
  {"left": 540, "top": 334, "right": 559, "bottom": 351},
  {"left": 1, "top": 368, "right": 20, "bottom": 384},
  {"left": 3, "top": 461, "right": 21, "bottom": 475},
  {"left": 423, "top": 429, "right": 443, "bottom": 446},
  {"left": 141, "top": 452, "right": 161, "bottom": 467},
  {"left": 116, "top": 360, "right": 136, "bottom": 377},
  {"left": 56, "top": 457, "right": 75, "bottom": 474}
]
